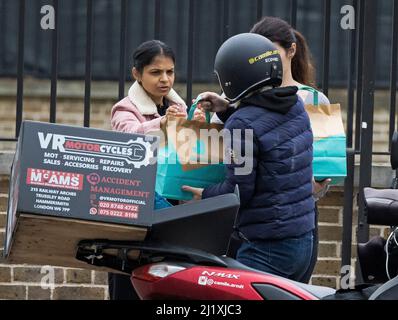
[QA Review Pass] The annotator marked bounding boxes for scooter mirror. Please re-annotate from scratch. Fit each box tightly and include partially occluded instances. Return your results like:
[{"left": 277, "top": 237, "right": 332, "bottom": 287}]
[{"left": 391, "top": 131, "right": 398, "bottom": 169}]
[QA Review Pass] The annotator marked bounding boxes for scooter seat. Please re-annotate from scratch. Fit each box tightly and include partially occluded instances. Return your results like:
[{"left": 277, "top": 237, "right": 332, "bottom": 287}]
[
  {"left": 220, "top": 256, "right": 335, "bottom": 299},
  {"left": 369, "top": 274, "right": 398, "bottom": 299},
  {"left": 363, "top": 188, "right": 398, "bottom": 226}
]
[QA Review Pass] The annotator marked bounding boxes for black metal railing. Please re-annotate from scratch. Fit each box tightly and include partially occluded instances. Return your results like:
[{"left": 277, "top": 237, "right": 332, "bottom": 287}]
[
  {"left": 118, "top": 0, "right": 127, "bottom": 101},
  {"left": 15, "top": 0, "right": 25, "bottom": 138},
  {"left": 84, "top": 0, "right": 93, "bottom": 127},
  {"left": 321, "top": 0, "right": 331, "bottom": 97},
  {"left": 50, "top": 0, "right": 59, "bottom": 124},
  {"left": 389, "top": 0, "right": 398, "bottom": 148}
]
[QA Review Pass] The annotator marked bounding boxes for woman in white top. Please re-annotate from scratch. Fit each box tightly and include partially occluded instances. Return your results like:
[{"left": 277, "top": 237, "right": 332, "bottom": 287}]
[{"left": 250, "top": 16, "right": 331, "bottom": 283}]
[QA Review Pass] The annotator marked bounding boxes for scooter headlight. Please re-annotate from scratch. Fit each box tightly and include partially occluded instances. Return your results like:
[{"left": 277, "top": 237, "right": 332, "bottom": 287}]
[
  {"left": 133, "top": 263, "right": 187, "bottom": 282},
  {"left": 148, "top": 263, "right": 186, "bottom": 278}
]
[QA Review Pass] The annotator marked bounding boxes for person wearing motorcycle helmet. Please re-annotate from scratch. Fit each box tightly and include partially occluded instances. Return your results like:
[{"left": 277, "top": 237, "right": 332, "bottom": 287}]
[
  {"left": 183, "top": 33, "right": 315, "bottom": 281},
  {"left": 195, "top": 17, "right": 330, "bottom": 284}
]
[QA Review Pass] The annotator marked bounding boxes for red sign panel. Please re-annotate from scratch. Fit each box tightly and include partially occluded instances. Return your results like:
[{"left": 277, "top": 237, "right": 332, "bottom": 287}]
[{"left": 26, "top": 168, "right": 84, "bottom": 191}]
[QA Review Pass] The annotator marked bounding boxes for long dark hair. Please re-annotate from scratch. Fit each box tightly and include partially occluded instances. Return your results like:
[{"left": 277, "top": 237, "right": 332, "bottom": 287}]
[
  {"left": 132, "top": 40, "right": 175, "bottom": 73},
  {"left": 250, "top": 16, "right": 316, "bottom": 87}
]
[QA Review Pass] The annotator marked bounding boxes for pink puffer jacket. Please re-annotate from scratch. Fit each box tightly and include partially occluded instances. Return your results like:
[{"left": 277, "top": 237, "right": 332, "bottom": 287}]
[{"left": 111, "top": 81, "right": 187, "bottom": 134}]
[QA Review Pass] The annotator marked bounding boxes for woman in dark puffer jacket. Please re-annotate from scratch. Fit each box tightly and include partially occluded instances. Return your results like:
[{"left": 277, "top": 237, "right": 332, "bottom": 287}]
[{"left": 183, "top": 33, "right": 315, "bottom": 281}]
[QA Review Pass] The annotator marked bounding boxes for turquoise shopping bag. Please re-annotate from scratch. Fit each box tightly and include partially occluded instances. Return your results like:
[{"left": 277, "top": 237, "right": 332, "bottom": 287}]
[
  {"left": 156, "top": 101, "right": 226, "bottom": 200},
  {"left": 312, "top": 135, "right": 347, "bottom": 184},
  {"left": 154, "top": 192, "right": 172, "bottom": 209},
  {"left": 300, "top": 86, "right": 347, "bottom": 184}
]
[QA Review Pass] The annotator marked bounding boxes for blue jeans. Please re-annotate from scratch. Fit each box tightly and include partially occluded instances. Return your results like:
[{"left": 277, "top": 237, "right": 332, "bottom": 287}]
[{"left": 236, "top": 231, "right": 313, "bottom": 282}]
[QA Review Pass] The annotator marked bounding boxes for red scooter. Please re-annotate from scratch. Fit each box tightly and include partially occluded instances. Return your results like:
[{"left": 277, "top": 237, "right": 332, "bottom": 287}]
[
  {"left": 77, "top": 198, "right": 398, "bottom": 301},
  {"left": 76, "top": 181, "right": 398, "bottom": 300},
  {"left": 130, "top": 245, "right": 334, "bottom": 300},
  {"left": 76, "top": 135, "right": 398, "bottom": 300},
  {"left": 77, "top": 230, "right": 397, "bottom": 300}
]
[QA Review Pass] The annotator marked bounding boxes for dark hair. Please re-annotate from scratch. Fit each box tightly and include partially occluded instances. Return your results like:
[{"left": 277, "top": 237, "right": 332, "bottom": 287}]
[
  {"left": 133, "top": 40, "right": 176, "bottom": 73},
  {"left": 250, "top": 16, "right": 316, "bottom": 87}
]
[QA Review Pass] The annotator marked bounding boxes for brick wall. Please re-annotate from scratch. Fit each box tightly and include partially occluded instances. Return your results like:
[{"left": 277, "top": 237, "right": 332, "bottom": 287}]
[
  {"left": 0, "top": 175, "right": 110, "bottom": 300},
  {"left": 0, "top": 79, "right": 394, "bottom": 161},
  {"left": 0, "top": 97, "right": 115, "bottom": 150},
  {"left": 313, "top": 190, "right": 388, "bottom": 288}
]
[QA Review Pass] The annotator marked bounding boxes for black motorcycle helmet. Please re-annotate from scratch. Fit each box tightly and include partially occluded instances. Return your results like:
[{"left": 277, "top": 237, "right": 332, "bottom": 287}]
[{"left": 214, "top": 33, "right": 283, "bottom": 102}]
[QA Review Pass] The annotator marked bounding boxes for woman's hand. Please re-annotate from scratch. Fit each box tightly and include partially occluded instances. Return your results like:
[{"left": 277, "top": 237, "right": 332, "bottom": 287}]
[
  {"left": 182, "top": 185, "right": 203, "bottom": 200},
  {"left": 312, "top": 178, "right": 331, "bottom": 201},
  {"left": 160, "top": 105, "right": 186, "bottom": 126},
  {"left": 197, "top": 92, "right": 229, "bottom": 113},
  {"left": 192, "top": 103, "right": 206, "bottom": 122},
  {"left": 166, "top": 105, "right": 186, "bottom": 118}
]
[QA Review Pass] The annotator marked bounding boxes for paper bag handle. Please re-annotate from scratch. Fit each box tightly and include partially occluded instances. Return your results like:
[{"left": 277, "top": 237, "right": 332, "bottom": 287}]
[
  {"left": 298, "top": 85, "right": 319, "bottom": 106},
  {"left": 188, "top": 96, "right": 211, "bottom": 123}
]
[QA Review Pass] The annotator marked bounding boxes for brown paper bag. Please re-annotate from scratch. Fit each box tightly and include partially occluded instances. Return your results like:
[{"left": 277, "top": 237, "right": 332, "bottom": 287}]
[{"left": 156, "top": 116, "right": 226, "bottom": 200}]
